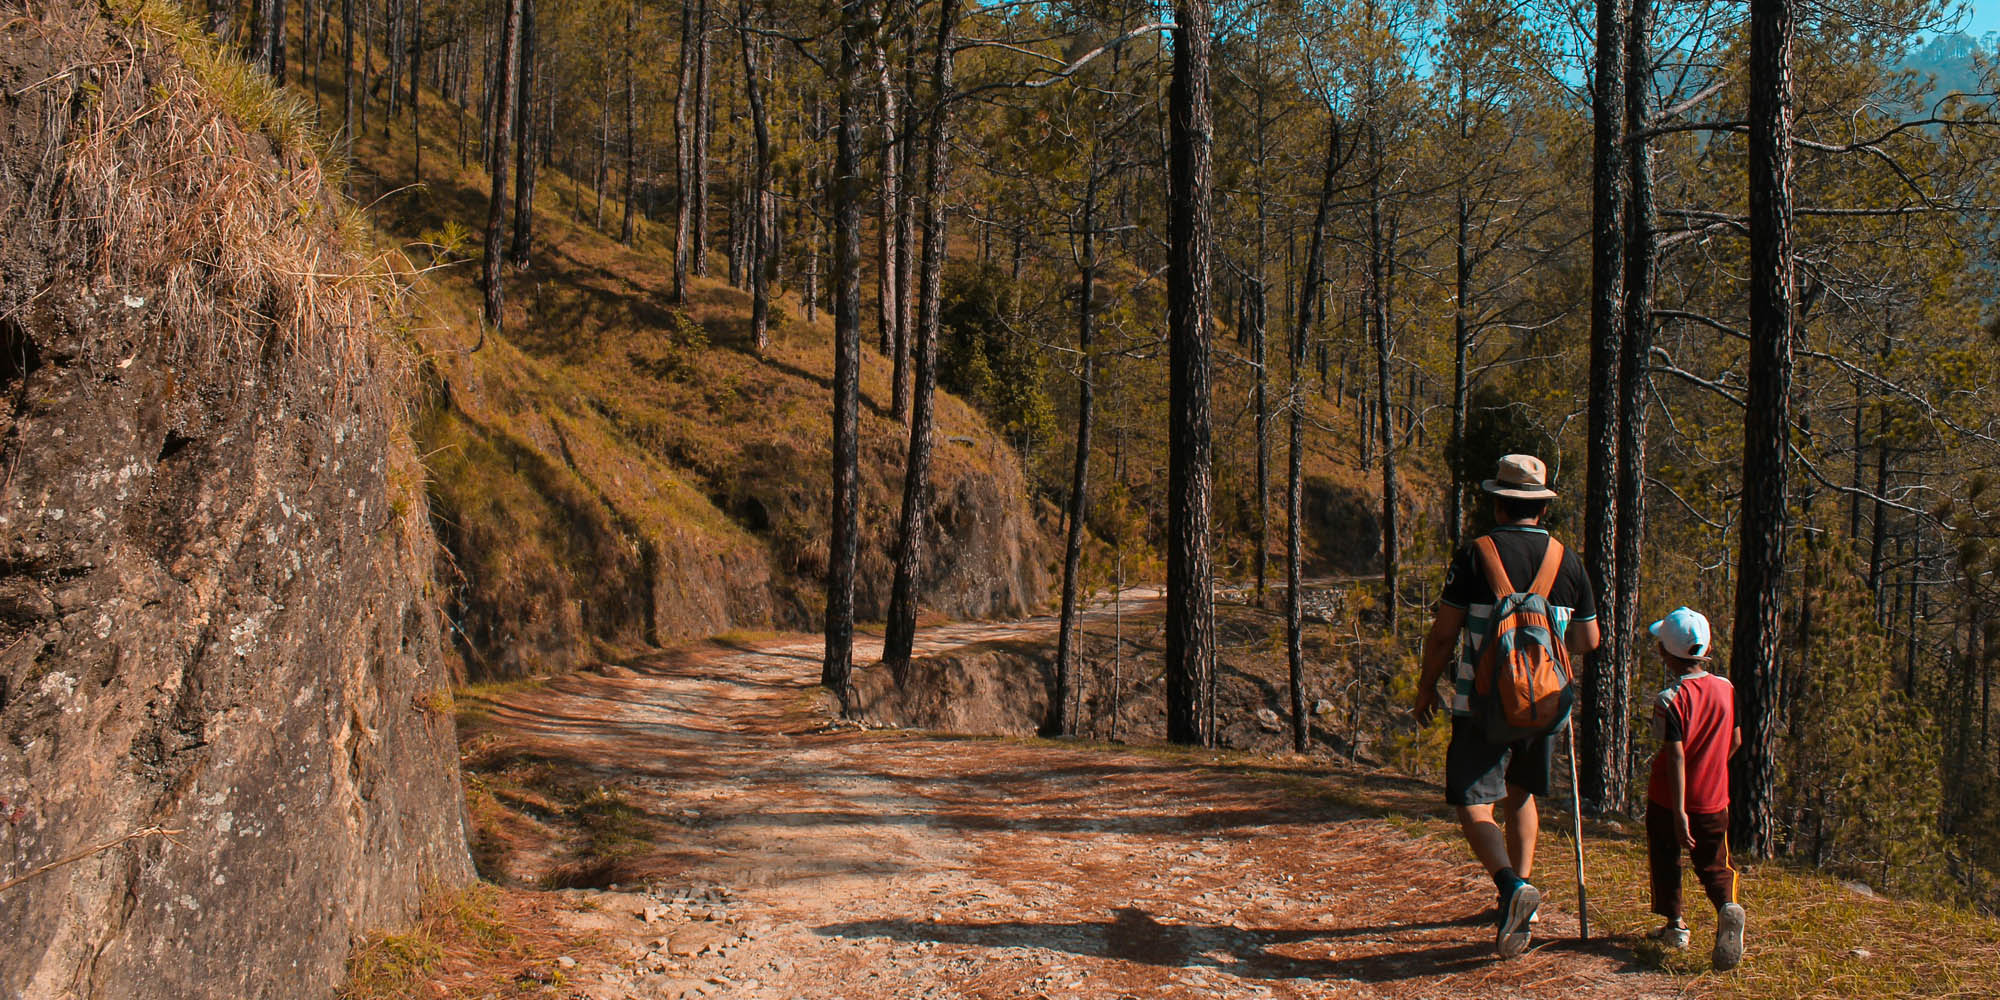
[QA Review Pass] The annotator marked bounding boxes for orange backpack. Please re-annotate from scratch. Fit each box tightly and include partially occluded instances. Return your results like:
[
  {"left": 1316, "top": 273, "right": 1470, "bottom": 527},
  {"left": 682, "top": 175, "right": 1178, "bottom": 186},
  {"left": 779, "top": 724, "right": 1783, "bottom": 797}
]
[{"left": 1470, "top": 535, "right": 1577, "bottom": 743}]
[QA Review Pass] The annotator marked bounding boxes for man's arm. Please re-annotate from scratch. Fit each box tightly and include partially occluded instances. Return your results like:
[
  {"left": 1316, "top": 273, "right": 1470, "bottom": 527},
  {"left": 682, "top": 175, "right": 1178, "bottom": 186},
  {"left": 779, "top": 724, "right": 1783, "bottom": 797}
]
[
  {"left": 1413, "top": 605, "right": 1466, "bottom": 726},
  {"left": 1566, "top": 617, "right": 1602, "bottom": 656},
  {"left": 1730, "top": 725, "right": 1742, "bottom": 757}
]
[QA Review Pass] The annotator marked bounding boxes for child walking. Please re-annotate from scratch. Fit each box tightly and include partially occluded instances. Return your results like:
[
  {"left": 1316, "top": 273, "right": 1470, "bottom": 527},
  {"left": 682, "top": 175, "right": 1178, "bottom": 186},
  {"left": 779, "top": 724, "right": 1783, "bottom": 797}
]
[{"left": 1645, "top": 606, "right": 1747, "bottom": 971}]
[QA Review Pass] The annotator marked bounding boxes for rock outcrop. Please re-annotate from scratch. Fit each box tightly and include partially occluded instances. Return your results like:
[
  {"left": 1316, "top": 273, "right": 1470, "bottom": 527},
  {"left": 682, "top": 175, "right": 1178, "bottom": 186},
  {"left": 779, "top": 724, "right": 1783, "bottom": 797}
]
[{"left": 0, "top": 5, "right": 472, "bottom": 998}]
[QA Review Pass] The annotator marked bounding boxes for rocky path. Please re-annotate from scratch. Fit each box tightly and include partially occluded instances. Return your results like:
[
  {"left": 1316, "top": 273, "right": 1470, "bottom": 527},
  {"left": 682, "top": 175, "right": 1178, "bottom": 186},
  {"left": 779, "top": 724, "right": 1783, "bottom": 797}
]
[{"left": 474, "top": 612, "right": 1686, "bottom": 1000}]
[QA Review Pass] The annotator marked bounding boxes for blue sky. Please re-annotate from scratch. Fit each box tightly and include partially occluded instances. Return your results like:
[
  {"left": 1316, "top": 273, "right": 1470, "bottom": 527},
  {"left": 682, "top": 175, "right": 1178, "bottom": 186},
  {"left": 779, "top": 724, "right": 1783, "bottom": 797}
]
[{"left": 1952, "top": 1, "right": 2000, "bottom": 38}]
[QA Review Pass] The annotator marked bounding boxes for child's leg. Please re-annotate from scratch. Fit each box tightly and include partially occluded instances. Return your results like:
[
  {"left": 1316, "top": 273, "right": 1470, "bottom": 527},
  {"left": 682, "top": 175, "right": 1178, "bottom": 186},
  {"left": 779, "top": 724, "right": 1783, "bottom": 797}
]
[
  {"left": 1688, "top": 809, "right": 1738, "bottom": 910},
  {"left": 1644, "top": 802, "right": 1684, "bottom": 920}
]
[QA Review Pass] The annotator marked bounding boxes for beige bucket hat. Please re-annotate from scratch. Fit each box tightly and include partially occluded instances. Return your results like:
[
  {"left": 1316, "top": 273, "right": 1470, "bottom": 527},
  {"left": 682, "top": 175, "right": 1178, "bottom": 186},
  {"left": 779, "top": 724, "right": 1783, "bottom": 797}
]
[{"left": 1481, "top": 453, "right": 1558, "bottom": 499}]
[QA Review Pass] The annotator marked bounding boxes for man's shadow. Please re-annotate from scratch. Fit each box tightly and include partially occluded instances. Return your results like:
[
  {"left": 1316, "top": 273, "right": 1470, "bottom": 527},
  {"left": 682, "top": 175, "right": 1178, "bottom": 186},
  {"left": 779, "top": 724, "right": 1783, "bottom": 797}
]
[{"left": 816, "top": 905, "right": 1614, "bottom": 984}]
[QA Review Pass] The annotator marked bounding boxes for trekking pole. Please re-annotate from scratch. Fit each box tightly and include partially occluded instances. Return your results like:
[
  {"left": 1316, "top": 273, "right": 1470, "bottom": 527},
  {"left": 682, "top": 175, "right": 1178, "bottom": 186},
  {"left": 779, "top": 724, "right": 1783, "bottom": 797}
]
[{"left": 1569, "top": 722, "right": 1590, "bottom": 941}]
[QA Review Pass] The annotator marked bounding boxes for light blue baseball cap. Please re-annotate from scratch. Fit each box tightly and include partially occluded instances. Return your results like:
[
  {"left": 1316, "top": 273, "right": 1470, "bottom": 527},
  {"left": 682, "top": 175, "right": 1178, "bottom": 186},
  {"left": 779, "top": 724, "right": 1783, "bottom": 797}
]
[{"left": 1649, "top": 606, "right": 1713, "bottom": 661}]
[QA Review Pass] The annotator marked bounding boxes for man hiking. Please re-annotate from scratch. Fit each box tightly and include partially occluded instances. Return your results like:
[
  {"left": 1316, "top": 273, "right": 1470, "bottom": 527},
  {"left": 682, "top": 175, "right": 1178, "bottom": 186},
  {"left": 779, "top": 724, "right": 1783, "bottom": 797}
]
[{"left": 1413, "top": 454, "right": 1601, "bottom": 958}]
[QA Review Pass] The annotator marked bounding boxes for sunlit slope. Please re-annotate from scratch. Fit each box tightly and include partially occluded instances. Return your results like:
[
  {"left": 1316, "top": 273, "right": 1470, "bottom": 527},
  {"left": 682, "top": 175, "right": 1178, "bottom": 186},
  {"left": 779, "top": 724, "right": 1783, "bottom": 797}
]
[{"left": 310, "top": 59, "right": 1048, "bottom": 679}]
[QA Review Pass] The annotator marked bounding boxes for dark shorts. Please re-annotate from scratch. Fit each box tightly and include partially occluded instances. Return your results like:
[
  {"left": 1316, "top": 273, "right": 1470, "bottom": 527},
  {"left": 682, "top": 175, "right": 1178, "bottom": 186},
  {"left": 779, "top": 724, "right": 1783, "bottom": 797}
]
[{"left": 1445, "top": 716, "right": 1554, "bottom": 806}]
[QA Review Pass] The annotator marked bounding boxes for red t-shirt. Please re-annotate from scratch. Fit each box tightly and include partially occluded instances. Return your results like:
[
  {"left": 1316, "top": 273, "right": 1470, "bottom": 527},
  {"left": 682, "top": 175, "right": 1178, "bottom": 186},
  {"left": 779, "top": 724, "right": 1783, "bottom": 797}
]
[{"left": 1648, "top": 671, "right": 1735, "bottom": 814}]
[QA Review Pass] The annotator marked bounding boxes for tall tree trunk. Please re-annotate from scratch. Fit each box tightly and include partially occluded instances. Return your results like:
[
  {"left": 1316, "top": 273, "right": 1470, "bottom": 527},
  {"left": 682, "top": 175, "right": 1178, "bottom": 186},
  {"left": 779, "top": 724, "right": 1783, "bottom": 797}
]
[
  {"left": 384, "top": 0, "right": 400, "bottom": 124},
  {"left": 872, "top": 14, "right": 903, "bottom": 387},
  {"left": 804, "top": 217, "right": 820, "bottom": 322},
  {"left": 1290, "top": 118, "right": 1340, "bottom": 756},
  {"left": 455, "top": 20, "right": 468, "bottom": 168},
  {"left": 1580, "top": 0, "right": 1627, "bottom": 815},
  {"left": 893, "top": 10, "right": 920, "bottom": 423},
  {"left": 882, "top": 0, "right": 960, "bottom": 672},
  {"left": 1847, "top": 394, "right": 1865, "bottom": 538},
  {"left": 1253, "top": 279, "right": 1269, "bottom": 605},
  {"left": 1450, "top": 190, "right": 1470, "bottom": 548},
  {"left": 822, "top": 2, "right": 869, "bottom": 711},
  {"left": 1053, "top": 167, "right": 1098, "bottom": 739},
  {"left": 1166, "top": 0, "right": 1215, "bottom": 748},
  {"left": 481, "top": 0, "right": 522, "bottom": 329},
  {"left": 408, "top": 0, "right": 421, "bottom": 185},
  {"left": 693, "top": 7, "right": 713, "bottom": 275},
  {"left": 674, "top": 0, "right": 700, "bottom": 300},
  {"left": 342, "top": 0, "right": 356, "bottom": 163},
  {"left": 1730, "top": 0, "right": 1795, "bottom": 859},
  {"left": 357, "top": 0, "right": 370, "bottom": 137},
  {"left": 311, "top": 0, "right": 324, "bottom": 120},
  {"left": 1367, "top": 159, "right": 1398, "bottom": 635},
  {"left": 508, "top": 0, "right": 537, "bottom": 263},
  {"left": 477, "top": 10, "right": 495, "bottom": 165},
  {"left": 1252, "top": 66, "right": 1270, "bottom": 607},
  {"left": 594, "top": 98, "right": 608, "bottom": 230},
  {"left": 1871, "top": 444, "right": 1890, "bottom": 619},
  {"left": 728, "top": 176, "right": 745, "bottom": 287},
  {"left": 1610, "top": 0, "right": 1657, "bottom": 811},
  {"left": 621, "top": 0, "right": 638, "bottom": 244},
  {"left": 268, "top": 0, "right": 287, "bottom": 83},
  {"left": 254, "top": 0, "right": 275, "bottom": 76},
  {"left": 739, "top": 0, "right": 772, "bottom": 353}
]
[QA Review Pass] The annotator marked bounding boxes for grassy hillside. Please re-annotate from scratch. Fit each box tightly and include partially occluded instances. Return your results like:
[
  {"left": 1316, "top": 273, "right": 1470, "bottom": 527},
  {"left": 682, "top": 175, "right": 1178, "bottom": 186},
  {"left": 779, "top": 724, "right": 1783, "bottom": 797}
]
[
  {"left": 302, "top": 53, "right": 1049, "bottom": 679},
  {"left": 282, "top": 12, "right": 1455, "bottom": 684}
]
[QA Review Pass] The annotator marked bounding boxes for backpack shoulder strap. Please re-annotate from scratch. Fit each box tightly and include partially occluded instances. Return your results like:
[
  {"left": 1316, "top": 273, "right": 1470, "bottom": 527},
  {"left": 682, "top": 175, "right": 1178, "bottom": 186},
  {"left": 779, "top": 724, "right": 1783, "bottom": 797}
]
[
  {"left": 1472, "top": 536, "right": 1514, "bottom": 596},
  {"left": 1528, "top": 538, "right": 1565, "bottom": 598}
]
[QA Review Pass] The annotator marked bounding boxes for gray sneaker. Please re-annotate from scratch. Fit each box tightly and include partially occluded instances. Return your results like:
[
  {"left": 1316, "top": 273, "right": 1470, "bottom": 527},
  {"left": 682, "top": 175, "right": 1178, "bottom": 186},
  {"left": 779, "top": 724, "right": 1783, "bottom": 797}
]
[
  {"left": 1713, "top": 902, "right": 1747, "bottom": 970},
  {"left": 1496, "top": 882, "right": 1541, "bottom": 958},
  {"left": 1651, "top": 920, "right": 1691, "bottom": 950}
]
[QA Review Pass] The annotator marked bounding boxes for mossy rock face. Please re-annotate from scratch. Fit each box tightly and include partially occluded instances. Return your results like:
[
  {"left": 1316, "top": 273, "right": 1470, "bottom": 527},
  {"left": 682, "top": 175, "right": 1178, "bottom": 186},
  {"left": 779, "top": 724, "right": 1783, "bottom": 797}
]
[{"left": 0, "top": 4, "right": 472, "bottom": 998}]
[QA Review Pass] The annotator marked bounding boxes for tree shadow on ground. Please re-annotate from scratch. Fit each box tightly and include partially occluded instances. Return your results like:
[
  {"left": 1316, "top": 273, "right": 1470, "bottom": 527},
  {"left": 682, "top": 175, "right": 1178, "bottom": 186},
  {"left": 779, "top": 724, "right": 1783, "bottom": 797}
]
[{"left": 816, "top": 906, "right": 1639, "bottom": 984}]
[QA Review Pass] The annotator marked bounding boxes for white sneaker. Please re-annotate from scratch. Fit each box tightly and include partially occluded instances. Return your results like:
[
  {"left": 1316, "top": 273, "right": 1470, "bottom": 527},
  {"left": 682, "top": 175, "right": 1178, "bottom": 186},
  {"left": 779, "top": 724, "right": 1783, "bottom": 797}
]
[
  {"left": 1496, "top": 882, "right": 1540, "bottom": 958},
  {"left": 1713, "top": 902, "right": 1747, "bottom": 970},
  {"left": 1651, "top": 921, "right": 1691, "bottom": 949}
]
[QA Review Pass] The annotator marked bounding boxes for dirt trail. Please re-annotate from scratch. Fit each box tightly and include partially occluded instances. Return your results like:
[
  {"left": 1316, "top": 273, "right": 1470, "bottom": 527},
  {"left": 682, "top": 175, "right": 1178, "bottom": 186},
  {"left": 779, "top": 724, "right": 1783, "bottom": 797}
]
[{"left": 476, "top": 609, "right": 1685, "bottom": 1000}]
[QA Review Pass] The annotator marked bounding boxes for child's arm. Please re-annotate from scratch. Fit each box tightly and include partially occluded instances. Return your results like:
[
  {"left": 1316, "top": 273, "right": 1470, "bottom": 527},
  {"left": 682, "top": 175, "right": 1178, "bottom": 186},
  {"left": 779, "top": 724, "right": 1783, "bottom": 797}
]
[{"left": 1663, "top": 739, "right": 1696, "bottom": 849}]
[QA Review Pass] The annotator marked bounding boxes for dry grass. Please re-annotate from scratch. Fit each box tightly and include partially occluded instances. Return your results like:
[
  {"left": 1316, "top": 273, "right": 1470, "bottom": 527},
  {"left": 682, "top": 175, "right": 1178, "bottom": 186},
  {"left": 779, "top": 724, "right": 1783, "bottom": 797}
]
[
  {"left": 73, "top": 0, "right": 404, "bottom": 421},
  {"left": 1587, "top": 832, "right": 2000, "bottom": 1000},
  {"left": 20, "top": 0, "right": 436, "bottom": 578},
  {"left": 1222, "top": 757, "right": 2000, "bottom": 1000},
  {"left": 340, "top": 884, "right": 601, "bottom": 1000}
]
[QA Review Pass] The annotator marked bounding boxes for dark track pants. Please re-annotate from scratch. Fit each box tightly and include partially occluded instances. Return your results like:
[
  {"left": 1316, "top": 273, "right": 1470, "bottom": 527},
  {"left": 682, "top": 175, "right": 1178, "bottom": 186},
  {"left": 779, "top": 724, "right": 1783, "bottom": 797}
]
[{"left": 1646, "top": 803, "right": 1738, "bottom": 919}]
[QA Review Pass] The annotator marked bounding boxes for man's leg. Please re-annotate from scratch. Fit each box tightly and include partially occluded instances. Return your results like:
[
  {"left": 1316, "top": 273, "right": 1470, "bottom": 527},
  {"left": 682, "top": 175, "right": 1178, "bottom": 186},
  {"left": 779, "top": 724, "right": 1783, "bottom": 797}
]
[
  {"left": 1455, "top": 791, "right": 1537, "bottom": 878},
  {"left": 1501, "top": 784, "right": 1538, "bottom": 879},
  {"left": 1455, "top": 803, "right": 1514, "bottom": 876},
  {"left": 1446, "top": 718, "right": 1514, "bottom": 877},
  {"left": 1447, "top": 719, "right": 1539, "bottom": 957}
]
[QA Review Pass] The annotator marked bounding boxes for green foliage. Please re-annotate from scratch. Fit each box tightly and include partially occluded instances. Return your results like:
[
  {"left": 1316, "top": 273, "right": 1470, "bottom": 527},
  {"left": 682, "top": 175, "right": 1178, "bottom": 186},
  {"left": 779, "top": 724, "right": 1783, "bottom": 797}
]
[
  {"left": 939, "top": 261, "right": 1058, "bottom": 453},
  {"left": 418, "top": 220, "right": 476, "bottom": 264},
  {"left": 625, "top": 312, "right": 710, "bottom": 383},
  {"left": 1454, "top": 385, "right": 1565, "bottom": 532},
  {"left": 1779, "top": 542, "right": 1953, "bottom": 900}
]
